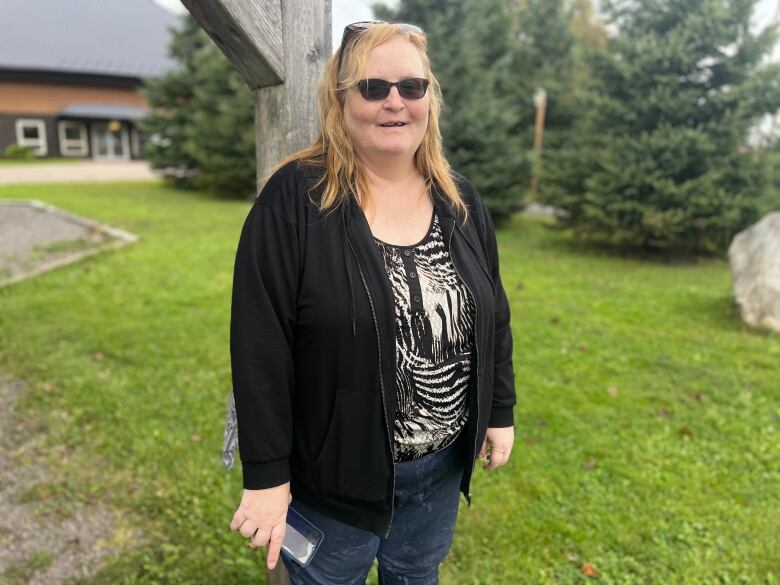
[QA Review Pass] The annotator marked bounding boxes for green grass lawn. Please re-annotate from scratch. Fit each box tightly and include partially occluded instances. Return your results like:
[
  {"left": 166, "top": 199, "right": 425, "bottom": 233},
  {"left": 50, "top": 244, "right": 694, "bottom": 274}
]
[{"left": 0, "top": 181, "right": 778, "bottom": 584}]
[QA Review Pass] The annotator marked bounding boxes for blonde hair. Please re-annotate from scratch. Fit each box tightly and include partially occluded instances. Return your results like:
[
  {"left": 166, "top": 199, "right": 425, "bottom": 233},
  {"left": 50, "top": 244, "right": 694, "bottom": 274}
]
[{"left": 269, "top": 22, "right": 469, "bottom": 224}]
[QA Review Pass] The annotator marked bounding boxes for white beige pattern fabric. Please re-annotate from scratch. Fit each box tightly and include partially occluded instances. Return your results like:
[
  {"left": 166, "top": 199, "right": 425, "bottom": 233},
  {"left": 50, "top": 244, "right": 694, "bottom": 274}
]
[{"left": 373, "top": 211, "right": 475, "bottom": 462}]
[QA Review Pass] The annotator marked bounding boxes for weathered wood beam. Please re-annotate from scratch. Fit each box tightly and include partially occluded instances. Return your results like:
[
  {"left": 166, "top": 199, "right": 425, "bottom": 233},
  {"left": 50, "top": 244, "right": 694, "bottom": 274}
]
[{"left": 180, "top": 0, "right": 285, "bottom": 87}]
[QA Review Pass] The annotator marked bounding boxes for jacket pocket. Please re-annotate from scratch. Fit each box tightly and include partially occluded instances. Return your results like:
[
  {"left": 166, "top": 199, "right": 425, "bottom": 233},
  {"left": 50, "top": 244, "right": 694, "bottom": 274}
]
[{"left": 313, "top": 390, "right": 389, "bottom": 502}]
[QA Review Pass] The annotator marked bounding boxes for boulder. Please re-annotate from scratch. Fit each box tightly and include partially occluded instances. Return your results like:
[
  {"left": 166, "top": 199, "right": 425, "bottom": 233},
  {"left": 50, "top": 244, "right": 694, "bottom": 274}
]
[{"left": 727, "top": 212, "right": 780, "bottom": 332}]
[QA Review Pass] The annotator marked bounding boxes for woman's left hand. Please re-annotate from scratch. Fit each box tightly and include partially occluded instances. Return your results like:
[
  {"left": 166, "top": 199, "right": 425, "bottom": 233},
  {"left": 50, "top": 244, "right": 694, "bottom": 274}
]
[{"left": 478, "top": 426, "right": 514, "bottom": 470}]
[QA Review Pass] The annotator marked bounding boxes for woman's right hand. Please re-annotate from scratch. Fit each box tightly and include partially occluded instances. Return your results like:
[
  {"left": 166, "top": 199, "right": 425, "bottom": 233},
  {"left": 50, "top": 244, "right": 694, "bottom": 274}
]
[{"left": 230, "top": 482, "right": 292, "bottom": 570}]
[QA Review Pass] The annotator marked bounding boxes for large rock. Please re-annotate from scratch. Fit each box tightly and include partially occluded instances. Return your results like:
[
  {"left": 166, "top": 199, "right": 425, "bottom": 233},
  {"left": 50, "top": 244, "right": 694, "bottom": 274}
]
[{"left": 728, "top": 212, "right": 780, "bottom": 332}]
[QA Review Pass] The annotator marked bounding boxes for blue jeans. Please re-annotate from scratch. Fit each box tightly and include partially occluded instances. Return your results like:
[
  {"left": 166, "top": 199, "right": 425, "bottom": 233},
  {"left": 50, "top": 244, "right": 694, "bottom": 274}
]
[{"left": 282, "top": 433, "right": 466, "bottom": 584}]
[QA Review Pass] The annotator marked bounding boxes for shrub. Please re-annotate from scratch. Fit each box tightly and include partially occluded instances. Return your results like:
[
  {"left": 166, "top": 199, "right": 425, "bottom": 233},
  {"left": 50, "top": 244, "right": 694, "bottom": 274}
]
[{"left": 3, "top": 144, "right": 36, "bottom": 160}]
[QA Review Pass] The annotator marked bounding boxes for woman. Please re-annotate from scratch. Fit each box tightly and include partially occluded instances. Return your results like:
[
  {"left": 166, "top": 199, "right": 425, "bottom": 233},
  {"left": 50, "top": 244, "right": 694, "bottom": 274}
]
[{"left": 226, "top": 20, "right": 516, "bottom": 584}]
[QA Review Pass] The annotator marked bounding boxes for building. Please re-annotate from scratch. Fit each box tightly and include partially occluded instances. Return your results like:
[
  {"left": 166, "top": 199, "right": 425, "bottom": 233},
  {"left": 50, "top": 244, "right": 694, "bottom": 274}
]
[{"left": 0, "top": 0, "right": 181, "bottom": 160}]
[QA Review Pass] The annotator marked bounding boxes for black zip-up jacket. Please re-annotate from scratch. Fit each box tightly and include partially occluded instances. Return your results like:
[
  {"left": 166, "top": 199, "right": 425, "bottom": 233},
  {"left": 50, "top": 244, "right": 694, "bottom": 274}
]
[{"left": 230, "top": 159, "right": 516, "bottom": 539}]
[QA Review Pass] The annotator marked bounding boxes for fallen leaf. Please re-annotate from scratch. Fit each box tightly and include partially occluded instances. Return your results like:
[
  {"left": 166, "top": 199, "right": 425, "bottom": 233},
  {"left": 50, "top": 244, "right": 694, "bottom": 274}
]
[
  {"left": 190, "top": 434, "right": 202, "bottom": 442},
  {"left": 678, "top": 426, "right": 693, "bottom": 437},
  {"left": 581, "top": 562, "right": 598, "bottom": 577}
]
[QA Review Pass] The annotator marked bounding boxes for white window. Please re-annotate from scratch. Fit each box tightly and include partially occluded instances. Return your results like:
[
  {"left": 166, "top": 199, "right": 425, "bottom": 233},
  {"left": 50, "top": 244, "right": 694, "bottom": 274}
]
[
  {"left": 15, "top": 119, "right": 48, "bottom": 156},
  {"left": 57, "top": 121, "right": 88, "bottom": 157}
]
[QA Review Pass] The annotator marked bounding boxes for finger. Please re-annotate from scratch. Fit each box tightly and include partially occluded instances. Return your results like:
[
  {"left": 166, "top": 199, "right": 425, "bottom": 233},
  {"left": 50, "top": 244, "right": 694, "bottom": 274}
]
[
  {"left": 478, "top": 437, "right": 488, "bottom": 459},
  {"left": 483, "top": 447, "right": 501, "bottom": 469},
  {"left": 483, "top": 448, "right": 509, "bottom": 470},
  {"left": 252, "top": 526, "right": 271, "bottom": 549},
  {"left": 248, "top": 529, "right": 260, "bottom": 549},
  {"left": 266, "top": 520, "right": 287, "bottom": 570},
  {"left": 239, "top": 520, "right": 258, "bottom": 538},
  {"left": 230, "top": 509, "right": 246, "bottom": 531}
]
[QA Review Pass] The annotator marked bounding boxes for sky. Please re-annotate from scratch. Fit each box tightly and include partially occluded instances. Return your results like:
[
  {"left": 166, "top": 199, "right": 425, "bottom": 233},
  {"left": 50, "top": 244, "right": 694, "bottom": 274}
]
[{"left": 154, "top": 0, "right": 779, "bottom": 60}]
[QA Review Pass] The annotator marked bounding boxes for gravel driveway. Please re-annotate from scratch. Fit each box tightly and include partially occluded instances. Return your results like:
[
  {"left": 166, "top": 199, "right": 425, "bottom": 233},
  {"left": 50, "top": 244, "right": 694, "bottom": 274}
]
[{"left": 0, "top": 200, "right": 139, "bottom": 287}]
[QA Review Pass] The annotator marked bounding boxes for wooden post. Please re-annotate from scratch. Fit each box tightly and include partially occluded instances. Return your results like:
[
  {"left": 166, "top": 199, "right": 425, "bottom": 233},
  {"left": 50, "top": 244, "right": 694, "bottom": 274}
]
[
  {"left": 180, "top": 0, "right": 331, "bottom": 192},
  {"left": 529, "top": 87, "right": 547, "bottom": 198},
  {"left": 178, "top": 1, "right": 331, "bottom": 582}
]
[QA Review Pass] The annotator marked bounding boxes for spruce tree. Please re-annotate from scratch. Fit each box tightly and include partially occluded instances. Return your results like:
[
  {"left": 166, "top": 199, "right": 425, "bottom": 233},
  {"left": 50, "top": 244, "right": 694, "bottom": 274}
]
[
  {"left": 186, "top": 37, "right": 256, "bottom": 198},
  {"left": 139, "top": 14, "right": 205, "bottom": 189},
  {"left": 139, "top": 14, "right": 255, "bottom": 197},
  {"left": 540, "top": 0, "right": 780, "bottom": 254}
]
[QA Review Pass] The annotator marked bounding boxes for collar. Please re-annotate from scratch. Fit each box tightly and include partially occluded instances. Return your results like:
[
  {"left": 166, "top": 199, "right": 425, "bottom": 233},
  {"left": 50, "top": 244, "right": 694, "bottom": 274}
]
[{"left": 339, "top": 177, "right": 460, "bottom": 337}]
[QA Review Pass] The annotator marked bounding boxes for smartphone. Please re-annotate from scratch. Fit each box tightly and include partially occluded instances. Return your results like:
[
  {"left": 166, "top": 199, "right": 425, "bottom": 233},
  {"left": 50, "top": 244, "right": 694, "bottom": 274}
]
[{"left": 280, "top": 505, "right": 324, "bottom": 567}]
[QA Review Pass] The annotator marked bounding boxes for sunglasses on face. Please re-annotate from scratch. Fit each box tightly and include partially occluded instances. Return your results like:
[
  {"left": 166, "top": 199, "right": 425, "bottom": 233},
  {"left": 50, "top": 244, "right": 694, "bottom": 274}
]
[
  {"left": 336, "top": 19, "right": 425, "bottom": 75},
  {"left": 357, "top": 78, "right": 430, "bottom": 101}
]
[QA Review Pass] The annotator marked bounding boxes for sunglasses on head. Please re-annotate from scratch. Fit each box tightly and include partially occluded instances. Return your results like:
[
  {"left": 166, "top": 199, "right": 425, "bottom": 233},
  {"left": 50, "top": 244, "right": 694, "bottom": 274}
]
[
  {"left": 336, "top": 20, "right": 428, "bottom": 101},
  {"left": 336, "top": 20, "right": 424, "bottom": 72}
]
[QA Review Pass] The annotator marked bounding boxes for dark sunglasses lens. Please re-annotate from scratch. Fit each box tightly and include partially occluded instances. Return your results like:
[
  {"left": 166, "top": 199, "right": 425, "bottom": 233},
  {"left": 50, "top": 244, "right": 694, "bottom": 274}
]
[
  {"left": 359, "top": 80, "right": 391, "bottom": 100},
  {"left": 398, "top": 79, "right": 427, "bottom": 99}
]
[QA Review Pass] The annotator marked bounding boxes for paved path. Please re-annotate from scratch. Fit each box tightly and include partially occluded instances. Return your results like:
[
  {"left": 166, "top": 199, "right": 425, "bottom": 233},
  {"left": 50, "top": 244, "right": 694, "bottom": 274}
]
[{"left": 0, "top": 161, "right": 160, "bottom": 184}]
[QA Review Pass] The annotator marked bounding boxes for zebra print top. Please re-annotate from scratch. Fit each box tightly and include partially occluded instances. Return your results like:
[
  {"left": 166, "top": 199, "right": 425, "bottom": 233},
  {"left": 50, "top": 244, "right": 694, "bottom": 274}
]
[{"left": 373, "top": 208, "right": 475, "bottom": 462}]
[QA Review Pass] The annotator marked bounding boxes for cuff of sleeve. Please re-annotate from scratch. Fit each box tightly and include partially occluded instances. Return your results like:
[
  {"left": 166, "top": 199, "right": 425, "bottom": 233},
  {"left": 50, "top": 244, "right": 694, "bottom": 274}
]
[
  {"left": 487, "top": 406, "right": 514, "bottom": 428},
  {"left": 242, "top": 457, "right": 290, "bottom": 490}
]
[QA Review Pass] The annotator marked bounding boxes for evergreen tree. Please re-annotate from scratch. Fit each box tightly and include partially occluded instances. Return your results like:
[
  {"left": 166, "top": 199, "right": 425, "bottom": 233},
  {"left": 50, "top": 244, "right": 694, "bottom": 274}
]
[
  {"left": 186, "top": 37, "right": 256, "bottom": 197},
  {"left": 139, "top": 14, "right": 204, "bottom": 189},
  {"left": 540, "top": 0, "right": 780, "bottom": 254},
  {"left": 139, "top": 14, "right": 255, "bottom": 197}
]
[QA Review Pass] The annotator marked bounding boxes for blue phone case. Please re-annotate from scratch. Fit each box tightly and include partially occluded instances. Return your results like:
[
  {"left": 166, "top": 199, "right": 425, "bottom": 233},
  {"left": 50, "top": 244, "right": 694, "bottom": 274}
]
[{"left": 280, "top": 505, "right": 325, "bottom": 567}]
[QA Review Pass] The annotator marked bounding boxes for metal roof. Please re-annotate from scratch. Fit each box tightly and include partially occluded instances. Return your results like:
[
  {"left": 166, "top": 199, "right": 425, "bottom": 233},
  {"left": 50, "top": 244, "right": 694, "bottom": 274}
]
[
  {"left": 59, "top": 102, "right": 150, "bottom": 120},
  {"left": 0, "top": 0, "right": 183, "bottom": 79}
]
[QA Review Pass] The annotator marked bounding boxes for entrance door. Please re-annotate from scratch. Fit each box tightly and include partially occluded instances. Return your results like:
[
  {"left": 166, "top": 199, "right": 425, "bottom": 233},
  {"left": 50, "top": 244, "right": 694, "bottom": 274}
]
[{"left": 90, "top": 121, "right": 130, "bottom": 160}]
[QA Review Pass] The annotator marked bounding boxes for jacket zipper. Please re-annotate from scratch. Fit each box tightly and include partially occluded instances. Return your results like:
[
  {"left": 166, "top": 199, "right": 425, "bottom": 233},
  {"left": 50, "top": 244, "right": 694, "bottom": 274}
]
[
  {"left": 346, "top": 237, "right": 396, "bottom": 538},
  {"left": 449, "top": 221, "right": 479, "bottom": 507}
]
